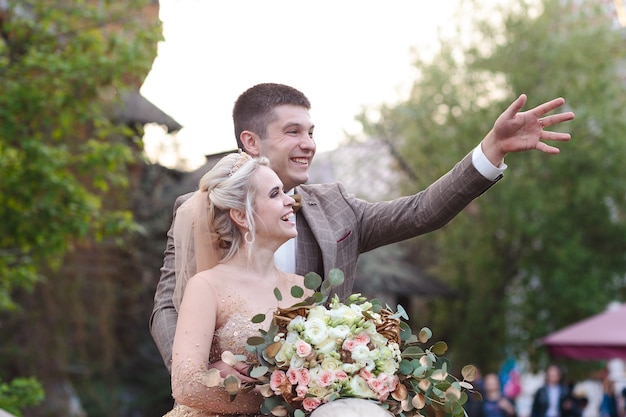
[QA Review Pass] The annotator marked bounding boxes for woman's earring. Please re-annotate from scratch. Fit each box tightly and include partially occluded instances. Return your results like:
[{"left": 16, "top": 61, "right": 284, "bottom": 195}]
[{"left": 244, "top": 231, "right": 255, "bottom": 245}]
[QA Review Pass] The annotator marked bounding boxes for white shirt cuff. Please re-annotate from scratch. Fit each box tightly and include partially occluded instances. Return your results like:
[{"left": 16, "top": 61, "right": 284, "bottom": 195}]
[{"left": 472, "top": 144, "right": 507, "bottom": 181}]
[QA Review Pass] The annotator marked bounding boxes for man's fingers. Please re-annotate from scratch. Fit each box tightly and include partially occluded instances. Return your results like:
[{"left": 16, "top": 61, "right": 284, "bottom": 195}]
[
  {"left": 533, "top": 97, "right": 566, "bottom": 117},
  {"left": 504, "top": 94, "right": 527, "bottom": 118}
]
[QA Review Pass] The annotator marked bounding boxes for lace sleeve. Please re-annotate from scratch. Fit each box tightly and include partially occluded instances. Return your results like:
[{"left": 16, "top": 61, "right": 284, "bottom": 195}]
[{"left": 170, "top": 273, "right": 263, "bottom": 415}]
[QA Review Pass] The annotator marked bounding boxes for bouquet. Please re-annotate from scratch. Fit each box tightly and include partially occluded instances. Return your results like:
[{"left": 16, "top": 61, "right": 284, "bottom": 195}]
[{"left": 212, "top": 269, "right": 477, "bottom": 417}]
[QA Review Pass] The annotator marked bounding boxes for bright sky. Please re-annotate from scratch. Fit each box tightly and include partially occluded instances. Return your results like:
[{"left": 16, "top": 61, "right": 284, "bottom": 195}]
[{"left": 140, "top": 0, "right": 458, "bottom": 169}]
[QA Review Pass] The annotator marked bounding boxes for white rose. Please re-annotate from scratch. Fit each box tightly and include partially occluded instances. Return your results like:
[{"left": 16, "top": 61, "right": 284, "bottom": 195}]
[
  {"left": 307, "top": 306, "right": 328, "bottom": 320},
  {"left": 308, "top": 365, "right": 323, "bottom": 382},
  {"left": 329, "top": 305, "right": 360, "bottom": 323},
  {"left": 290, "top": 355, "right": 305, "bottom": 370},
  {"left": 307, "top": 382, "right": 331, "bottom": 398},
  {"left": 342, "top": 363, "right": 360, "bottom": 374},
  {"left": 357, "top": 358, "right": 376, "bottom": 371},
  {"left": 315, "top": 337, "right": 338, "bottom": 354},
  {"left": 274, "top": 342, "right": 295, "bottom": 366},
  {"left": 369, "top": 332, "right": 387, "bottom": 348},
  {"left": 287, "top": 316, "right": 306, "bottom": 332},
  {"left": 285, "top": 331, "right": 300, "bottom": 344},
  {"left": 378, "top": 357, "right": 399, "bottom": 375},
  {"left": 350, "top": 345, "right": 372, "bottom": 361},
  {"left": 320, "top": 356, "right": 343, "bottom": 372},
  {"left": 304, "top": 317, "right": 329, "bottom": 345},
  {"left": 349, "top": 375, "right": 377, "bottom": 399},
  {"left": 362, "top": 321, "right": 377, "bottom": 335},
  {"left": 328, "top": 324, "right": 351, "bottom": 340}
]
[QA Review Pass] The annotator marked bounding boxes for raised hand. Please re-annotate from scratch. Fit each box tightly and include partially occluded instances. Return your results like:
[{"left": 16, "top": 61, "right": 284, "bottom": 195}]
[{"left": 481, "top": 94, "right": 575, "bottom": 166}]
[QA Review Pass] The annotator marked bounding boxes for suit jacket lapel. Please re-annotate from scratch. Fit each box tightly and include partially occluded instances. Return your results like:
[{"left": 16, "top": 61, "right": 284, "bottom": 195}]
[{"left": 295, "top": 187, "right": 336, "bottom": 277}]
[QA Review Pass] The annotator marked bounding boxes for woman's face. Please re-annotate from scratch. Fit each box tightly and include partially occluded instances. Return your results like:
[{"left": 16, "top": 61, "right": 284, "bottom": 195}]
[{"left": 252, "top": 165, "right": 297, "bottom": 245}]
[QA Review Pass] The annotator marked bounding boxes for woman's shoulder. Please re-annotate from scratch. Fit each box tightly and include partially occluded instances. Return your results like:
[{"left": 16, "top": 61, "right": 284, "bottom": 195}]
[{"left": 280, "top": 271, "right": 307, "bottom": 288}]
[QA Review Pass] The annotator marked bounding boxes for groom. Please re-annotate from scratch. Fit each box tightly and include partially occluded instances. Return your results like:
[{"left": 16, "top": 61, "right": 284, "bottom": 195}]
[{"left": 151, "top": 83, "right": 575, "bottom": 371}]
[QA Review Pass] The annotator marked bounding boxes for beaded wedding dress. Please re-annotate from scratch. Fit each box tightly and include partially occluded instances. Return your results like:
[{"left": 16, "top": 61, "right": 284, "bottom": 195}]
[{"left": 162, "top": 311, "right": 264, "bottom": 417}]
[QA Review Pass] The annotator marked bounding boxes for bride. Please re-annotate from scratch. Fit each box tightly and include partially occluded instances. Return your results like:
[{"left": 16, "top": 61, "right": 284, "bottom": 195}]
[{"left": 164, "top": 151, "right": 390, "bottom": 417}]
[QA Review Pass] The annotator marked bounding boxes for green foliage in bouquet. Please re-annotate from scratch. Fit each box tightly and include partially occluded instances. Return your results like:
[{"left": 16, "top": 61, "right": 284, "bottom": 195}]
[{"left": 214, "top": 268, "right": 478, "bottom": 417}]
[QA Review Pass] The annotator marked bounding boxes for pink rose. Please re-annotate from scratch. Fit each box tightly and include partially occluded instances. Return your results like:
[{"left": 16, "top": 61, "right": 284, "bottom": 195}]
[
  {"left": 286, "top": 368, "right": 299, "bottom": 385},
  {"left": 342, "top": 339, "right": 358, "bottom": 351},
  {"left": 270, "top": 370, "right": 287, "bottom": 394},
  {"left": 359, "top": 368, "right": 374, "bottom": 381},
  {"left": 368, "top": 376, "right": 387, "bottom": 393},
  {"left": 317, "top": 370, "right": 335, "bottom": 387},
  {"left": 297, "top": 368, "right": 311, "bottom": 386},
  {"left": 295, "top": 339, "right": 312, "bottom": 358},
  {"left": 387, "top": 374, "right": 399, "bottom": 392},
  {"left": 335, "top": 370, "right": 348, "bottom": 381},
  {"left": 296, "top": 384, "right": 308, "bottom": 398},
  {"left": 302, "top": 397, "right": 322, "bottom": 412},
  {"left": 354, "top": 332, "right": 370, "bottom": 345}
]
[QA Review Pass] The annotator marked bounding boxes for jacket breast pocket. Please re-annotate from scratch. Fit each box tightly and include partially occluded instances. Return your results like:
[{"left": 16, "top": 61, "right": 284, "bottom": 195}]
[{"left": 336, "top": 230, "right": 352, "bottom": 243}]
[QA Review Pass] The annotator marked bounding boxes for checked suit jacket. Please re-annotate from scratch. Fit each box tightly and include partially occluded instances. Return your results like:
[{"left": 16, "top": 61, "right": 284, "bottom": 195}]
[{"left": 149, "top": 151, "right": 500, "bottom": 370}]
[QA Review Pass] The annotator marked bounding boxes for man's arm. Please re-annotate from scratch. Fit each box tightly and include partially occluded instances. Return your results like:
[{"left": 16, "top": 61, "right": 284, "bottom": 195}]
[{"left": 149, "top": 194, "right": 190, "bottom": 373}]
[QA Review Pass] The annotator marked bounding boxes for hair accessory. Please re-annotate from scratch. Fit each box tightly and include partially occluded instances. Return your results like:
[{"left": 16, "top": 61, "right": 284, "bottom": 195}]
[{"left": 229, "top": 151, "right": 252, "bottom": 176}]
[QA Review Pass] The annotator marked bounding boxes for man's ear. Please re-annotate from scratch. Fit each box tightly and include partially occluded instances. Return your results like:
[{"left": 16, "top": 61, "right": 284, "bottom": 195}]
[
  {"left": 229, "top": 208, "right": 247, "bottom": 229},
  {"left": 240, "top": 131, "right": 261, "bottom": 157}
]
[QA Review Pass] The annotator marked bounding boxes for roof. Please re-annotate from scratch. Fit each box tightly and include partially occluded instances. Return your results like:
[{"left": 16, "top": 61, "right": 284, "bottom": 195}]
[
  {"left": 119, "top": 92, "right": 183, "bottom": 133},
  {"left": 541, "top": 303, "right": 626, "bottom": 360}
]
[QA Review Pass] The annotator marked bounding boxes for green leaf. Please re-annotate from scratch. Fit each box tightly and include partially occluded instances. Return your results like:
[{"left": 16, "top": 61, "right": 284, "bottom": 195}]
[
  {"left": 291, "top": 285, "right": 304, "bottom": 298},
  {"left": 399, "top": 359, "right": 414, "bottom": 375},
  {"left": 251, "top": 313, "right": 265, "bottom": 324},
  {"left": 327, "top": 268, "right": 345, "bottom": 287},
  {"left": 223, "top": 374, "right": 241, "bottom": 398},
  {"left": 303, "top": 272, "right": 322, "bottom": 290},
  {"left": 273, "top": 287, "right": 282, "bottom": 301},
  {"left": 418, "top": 327, "right": 432, "bottom": 343},
  {"left": 249, "top": 365, "right": 268, "bottom": 378},
  {"left": 246, "top": 336, "right": 266, "bottom": 346},
  {"left": 402, "top": 346, "right": 424, "bottom": 357},
  {"left": 431, "top": 341, "right": 448, "bottom": 355}
]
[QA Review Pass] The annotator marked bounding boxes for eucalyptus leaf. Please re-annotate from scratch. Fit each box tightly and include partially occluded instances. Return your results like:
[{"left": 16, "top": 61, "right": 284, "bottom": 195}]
[
  {"left": 327, "top": 268, "right": 345, "bottom": 286},
  {"left": 273, "top": 287, "right": 282, "bottom": 301},
  {"left": 250, "top": 365, "right": 268, "bottom": 378},
  {"left": 221, "top": 350, "right": 237, "bottom": 366},
  {"left": 459, "top": 391, "right": 469, "bottom": 405},
  {"left": 459, "top": 381, "right": 474, "bottom": 390},
  {"left": 270, "top": 405, "right": 289, "bottom": 416},
  {"left": 247, "top": 336, "right": 266, "bottom": 346},
  {"left": 461, "top": 364, "right": 478, "bottom": 382},
  {"left": 402, "top": 345, "right": 424, "bottom": 357},
  {"left": 431, "top": 341, "right": 448, "bottom": 355},
  {"left": 265, "top": 341, "right": 283, "bottom": 358},
  {"left": 413, "top": 365, "right": 427, "bottom": 377},
  {"left": 291, "top": 285, "right": 304, "bottom": 298},
  {"left": 303, "top": 272, "right": 322, "bottom": 290},
  {"left": 200, "top": 368, "right": 221, "bottom": 388},
  {"left": 399, "top": 359, "right": 414, "bottom": 375},
  {"left": 223, "top": 374, "right": 241, "bottom": 396},
  {"left": 418, "top": 327, "right": 432, "bottom": 343},
  {"left": 251, "top": 313, "right": 266, "bottom": 324}
]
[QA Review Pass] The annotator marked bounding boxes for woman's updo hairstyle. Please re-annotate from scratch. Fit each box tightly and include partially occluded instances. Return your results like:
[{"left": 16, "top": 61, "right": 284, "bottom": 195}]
[{"left": 198, "top": 152, "right": 269, "bottom": 262}]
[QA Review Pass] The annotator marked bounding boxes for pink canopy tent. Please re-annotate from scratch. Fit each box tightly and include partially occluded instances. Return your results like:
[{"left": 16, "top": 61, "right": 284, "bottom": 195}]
[{"left": 540, "top": 303, "right": 626, "bottom": 360}]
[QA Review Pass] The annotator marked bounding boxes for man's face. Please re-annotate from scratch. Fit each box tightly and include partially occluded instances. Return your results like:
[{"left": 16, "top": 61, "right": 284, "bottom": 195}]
[{"left": 256, "top": 104, "right": 316, "bottom": 191}]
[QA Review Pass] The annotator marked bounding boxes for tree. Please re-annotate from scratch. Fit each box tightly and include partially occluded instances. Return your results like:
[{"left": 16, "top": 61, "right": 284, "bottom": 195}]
[
  {"left": 0, "top": 1, "right": 162, "bottom": 415},
  {"left": 358, "top": 0, "right": 626, "bottom": 373}
]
